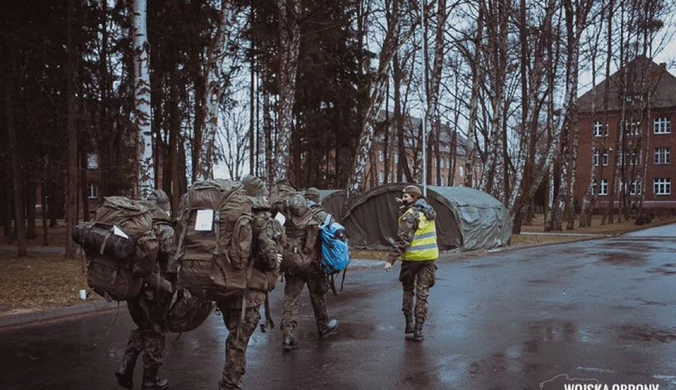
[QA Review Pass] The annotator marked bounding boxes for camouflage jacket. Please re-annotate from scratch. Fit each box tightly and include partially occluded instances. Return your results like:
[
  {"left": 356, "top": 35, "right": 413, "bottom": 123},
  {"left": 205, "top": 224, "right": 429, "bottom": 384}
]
[{"left": 385, "top": 199, "right": 437, "bottom": 265}]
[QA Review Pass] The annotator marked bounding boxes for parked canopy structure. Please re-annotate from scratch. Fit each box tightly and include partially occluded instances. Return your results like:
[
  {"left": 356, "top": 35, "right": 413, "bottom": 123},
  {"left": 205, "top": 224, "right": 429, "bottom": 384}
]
[{"left": 335, "top": 184, "right": 511, "bottom": 252}]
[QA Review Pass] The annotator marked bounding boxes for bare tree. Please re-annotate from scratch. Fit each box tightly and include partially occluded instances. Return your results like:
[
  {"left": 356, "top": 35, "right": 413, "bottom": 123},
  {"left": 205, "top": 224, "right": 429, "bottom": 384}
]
[
  {"left": 346, "top": 0, "right": 415, "bottom": 206},
  {"left": 273, "top": 0, "right": 301, "bottom": 181},
  {"left": 197, "top": 0, "right": 232, "bottom": 181},
  {"left": 132, "top": 0, "right": 154, "bottom": 199},
  {"left": 65, "top": 0, "right": 78, "bottom": 258},
  {"left": 215, "top": 105, "right": 250, "bottom": 180}
]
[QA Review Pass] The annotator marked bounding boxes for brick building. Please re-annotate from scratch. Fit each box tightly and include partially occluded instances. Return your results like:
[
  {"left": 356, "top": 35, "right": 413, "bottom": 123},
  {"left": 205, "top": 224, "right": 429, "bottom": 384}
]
[
  {"left": 364, "top": 111, "right": 476, "bottom": 189},
  {"left": 576, "top": 57, "right": 676, "bottom": 210}
]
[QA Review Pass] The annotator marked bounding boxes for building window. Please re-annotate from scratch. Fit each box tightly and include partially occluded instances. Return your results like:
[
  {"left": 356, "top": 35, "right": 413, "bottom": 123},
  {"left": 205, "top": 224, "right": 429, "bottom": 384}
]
[
  {"left": 378, "top": 171, "right": 384, "bottom": 183},
  {"left": 620, "top": 152, "right": 641, "bottom": 166},
  {"left": 88, "top": 184, "right": 98, "bottom": 199},
  {"left": 653, "top": 178, "right": 671, "bottom": 196},
  {"left": 87, "top": 153, "right": 99, "bottom": 170},
  {"left": 654, "top": 117, "right": 672, "bottom": 134},
  {"left": 621, "top": 180, "right": 641, "bottom": 195},
  {"left": 591, "top": 180, "right": 608, "bottom": 195},
  {"left": 622, "top": 120, "right": 641, "bottom": 136},
  {"left": 378, "top": 150, "right": 384, "bottom": 162},
  {"left": 459, "top": 166, "right": 464, "bottom": 177},
  {"left": 654, "top": 147, "right": 671, "bottom": 165},
  {"left": 387, "top": 172, "right": 392, "bottom": 182},
  {"left": 593, "top": 121, "right": 608, "bottom": 137},
  {"left": 394, "top": 153, "right": 399, "bottom": 163},
  {"left": 592, "top": 150, "right": 599, "bottom": 166},
  {"left": 602, "top": 150, "right": 609, "bottom": 166}
]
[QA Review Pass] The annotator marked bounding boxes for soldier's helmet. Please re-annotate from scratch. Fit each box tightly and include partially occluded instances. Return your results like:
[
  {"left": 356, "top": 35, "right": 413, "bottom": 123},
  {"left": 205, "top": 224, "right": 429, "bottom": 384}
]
[
  {"left": 304, "top": 187, "right": 321, "bottom": 204},
  {"left": 148, "top": 189, "right": 171, "bottom": 215},
  {"left": 287, "top": 193, "right": 312, "bottom": 226},
  {"left": 241, "top": 174, "right": 268, "bottom": 198}
]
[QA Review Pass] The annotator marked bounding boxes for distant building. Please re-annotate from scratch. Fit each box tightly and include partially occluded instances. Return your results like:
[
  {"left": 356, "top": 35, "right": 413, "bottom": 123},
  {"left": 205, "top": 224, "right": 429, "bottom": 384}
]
[
  {"left": 576, "top": 57, "right": 676, "bottom": 209},
  {"left": 364, "top": 111, "right": 479, "bottom": 189}
]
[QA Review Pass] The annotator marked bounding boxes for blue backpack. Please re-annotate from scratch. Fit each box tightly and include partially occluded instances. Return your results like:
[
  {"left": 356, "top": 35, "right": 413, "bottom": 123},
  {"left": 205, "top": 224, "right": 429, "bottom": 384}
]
[{"left": 319, "top": 214, "right": 350, "bottom": 294}]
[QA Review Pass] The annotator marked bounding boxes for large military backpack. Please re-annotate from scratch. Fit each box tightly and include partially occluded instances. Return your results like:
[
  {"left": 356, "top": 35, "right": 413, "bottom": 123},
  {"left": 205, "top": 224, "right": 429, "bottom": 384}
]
[
  {"left": 173, "top": 180, "right": 255, "bottom": 300},
  {"left": 72, "top": 197, "right": 159, "bottom": 301}
]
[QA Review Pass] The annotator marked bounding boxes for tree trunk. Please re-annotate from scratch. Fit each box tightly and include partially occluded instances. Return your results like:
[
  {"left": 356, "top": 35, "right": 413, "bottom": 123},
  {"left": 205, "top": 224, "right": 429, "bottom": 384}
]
[
  {"left": 26, "top": 181, "right": 37, "bottom": 239},
  {"left": 273, "top": 0, "right": 301, "bottom": 181},
  {"left": 6, "top": 70, "right": 27, "bottom": 256},
  {"left": 132, "top": 0, "right": 154, "bottom": 198},
  {"left": 65, "top": 0, "right": 78, "bottom": 258},
  {"left": 264, "top": 88, "right": 273, "bottom": 186},
  {"left": 464, "top": 0, "right": 483, "bottom": 188},
  {"left": 80, "top": 149, "right": 90, "bottom": 222},
  {"left": 42, "top": 157, "right": 49, "bottom": 246},
  {"left": 199, "top": 0, "right": 231, "bottom": 181}
]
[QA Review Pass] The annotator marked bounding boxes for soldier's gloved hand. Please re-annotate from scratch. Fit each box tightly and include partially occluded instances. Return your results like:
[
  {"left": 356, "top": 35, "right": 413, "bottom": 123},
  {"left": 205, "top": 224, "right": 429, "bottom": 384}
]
[{"left": 384, "top": 262, "right": 392, "bottom": 272}]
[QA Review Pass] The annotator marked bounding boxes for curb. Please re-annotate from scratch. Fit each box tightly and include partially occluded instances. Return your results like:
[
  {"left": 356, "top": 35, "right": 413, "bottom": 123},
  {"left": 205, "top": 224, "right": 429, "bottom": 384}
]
[{"left": 0, "top": 300, "right": 126, "bottom": 329}]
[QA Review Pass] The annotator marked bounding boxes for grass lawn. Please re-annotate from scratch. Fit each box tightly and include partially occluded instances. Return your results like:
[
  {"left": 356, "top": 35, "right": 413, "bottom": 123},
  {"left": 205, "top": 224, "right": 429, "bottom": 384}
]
[{"left": 0, "top": 251, "right": 100, "bottom": 316}]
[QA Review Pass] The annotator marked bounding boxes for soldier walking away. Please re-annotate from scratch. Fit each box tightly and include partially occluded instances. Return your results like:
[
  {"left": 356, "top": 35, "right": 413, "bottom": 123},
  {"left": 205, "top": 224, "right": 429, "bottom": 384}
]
[
  {"left": 116, "top": 189, "right": 173, "bottom": 390},
  {"left": 384, "top": 185, "right": 438, "bottom": 342},
  {"left": 280, "top": 193, "right": 339, "bottom": 351},
  {"left": 217, "top": 175, "right": 285, "bottom": 390}
]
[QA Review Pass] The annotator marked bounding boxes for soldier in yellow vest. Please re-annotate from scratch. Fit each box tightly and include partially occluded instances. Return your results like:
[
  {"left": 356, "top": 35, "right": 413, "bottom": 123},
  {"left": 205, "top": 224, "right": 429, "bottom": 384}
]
[{"left": 384, "top": 185, "right": 438, "bottom": 342}]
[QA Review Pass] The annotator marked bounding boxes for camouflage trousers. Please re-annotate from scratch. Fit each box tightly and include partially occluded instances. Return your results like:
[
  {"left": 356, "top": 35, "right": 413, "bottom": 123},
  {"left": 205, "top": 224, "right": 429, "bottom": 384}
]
[
  {"left": 281, "top": 265, "right": 331, "bottom": 335},
  {"left": 124, "top": 328, "right": 165, "bottom": 369},
  {"left": 217, "top": 303, "right": 262, "bottom": 390},
  {"left": 399, "top": 261, "right": 436, "bottom": 322}
]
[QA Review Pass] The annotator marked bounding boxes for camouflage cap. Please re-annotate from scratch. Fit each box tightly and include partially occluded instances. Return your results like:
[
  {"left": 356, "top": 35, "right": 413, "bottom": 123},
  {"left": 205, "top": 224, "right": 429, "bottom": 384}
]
[
  {"left": 286, "top": 193, "right": 312, "bottom": 226},
  {"left": 304, "top": 187, "right": 321, "bottom": 203},
  {"left": 148, "top": 189, "right": 171, "bottom": 214},
  {"left": 402, "top": 185, "right": 423, "bottom": 198},
  {"left": 241, "top": 175, "right": 268, "bottom": 198}
]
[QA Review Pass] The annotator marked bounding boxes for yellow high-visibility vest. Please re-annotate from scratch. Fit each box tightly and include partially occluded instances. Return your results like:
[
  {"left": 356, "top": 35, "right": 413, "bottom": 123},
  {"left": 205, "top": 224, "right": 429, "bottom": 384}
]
[{"left": 400, "top": 208, "right": 439, "bottom": 261}]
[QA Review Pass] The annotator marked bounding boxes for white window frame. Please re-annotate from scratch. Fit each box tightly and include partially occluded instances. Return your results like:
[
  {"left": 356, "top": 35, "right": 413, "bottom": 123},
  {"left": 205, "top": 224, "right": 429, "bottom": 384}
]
[
  {"left": 599, "top": 179, "right": 608, "bottom": 196},
  {"left": 602, "top": 150, "right": 609, "bottom": 166},
  {"left": 593, "top": 121, "right": 608, "bottom": 137},
  {"left": 630, "top": 180, "right": 641, "bottom": 196},
  {"left": 653, "top": 178, "right": 671, "bottom": 196},
  {"left": 378, "top": 170, "right": 384, "bottom": 183},
  {"left": 592, "top": 149, "right": 599, "bottom": 167},
  {"left": 622, "top": 120, "right": 641, "bottom": 137},
  {"left": 378, "top": 150, "right": 384, "bottom": 162},
  {"left": 654, "top": 147, "right": 671, "bottom": 165},
  {"left": 654, "top": 117, "right": 672, "bottom": 134},
  {"left": 88, "top": 184, "right": 98, "bottom": 199}
]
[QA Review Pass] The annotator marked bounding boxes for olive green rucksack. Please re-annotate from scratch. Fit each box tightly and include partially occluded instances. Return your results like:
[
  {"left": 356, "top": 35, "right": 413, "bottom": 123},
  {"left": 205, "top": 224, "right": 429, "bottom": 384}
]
[
  {"left": 173, "top": 180, "right": 255, "bottom": 300},
  {"left": 74, "top": 197, "right": 160, "bottom": 301}
]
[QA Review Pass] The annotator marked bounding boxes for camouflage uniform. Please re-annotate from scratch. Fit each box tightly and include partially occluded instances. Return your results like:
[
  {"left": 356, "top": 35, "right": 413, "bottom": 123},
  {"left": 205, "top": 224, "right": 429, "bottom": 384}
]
[
  {"left": 281, "top": 194, "right": 336, "bottom": 344},
  {"left": 116, "top": 191, "right": 173, "bottom": 390},
  {"left": 386, "top": 199, "right": 437, "bottom": 325},
  {"left": 219, "top": 177, "right": 284, "bottom": 390}
]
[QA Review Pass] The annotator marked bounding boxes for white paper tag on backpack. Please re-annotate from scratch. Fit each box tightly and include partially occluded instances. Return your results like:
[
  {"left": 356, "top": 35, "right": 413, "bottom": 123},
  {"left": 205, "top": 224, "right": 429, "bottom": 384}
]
[
  {"left": 274, "top": 212, "right": 286, "bottom": 225},
  {"left": 113, "top": 225, "right": 129, "bottom": 239},
  {"left": 195, "top": 209, "right": 215, "bottom": 231}
]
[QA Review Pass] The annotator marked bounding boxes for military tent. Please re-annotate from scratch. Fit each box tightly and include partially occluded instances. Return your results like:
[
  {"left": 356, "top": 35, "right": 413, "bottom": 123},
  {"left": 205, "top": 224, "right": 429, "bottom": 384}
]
[{"left": 343, "top": 184, "right": 511, "bottom": 252}]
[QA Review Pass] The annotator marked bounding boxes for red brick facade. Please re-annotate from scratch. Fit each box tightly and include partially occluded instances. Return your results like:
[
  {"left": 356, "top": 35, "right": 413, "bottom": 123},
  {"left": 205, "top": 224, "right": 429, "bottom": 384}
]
[{"left": 576, "top": 58, "right": 676, "bottom": 209}]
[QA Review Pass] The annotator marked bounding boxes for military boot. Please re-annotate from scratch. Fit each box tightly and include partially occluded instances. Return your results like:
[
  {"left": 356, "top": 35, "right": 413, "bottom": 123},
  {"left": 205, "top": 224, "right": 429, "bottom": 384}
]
[
  {"left": 282, "top": 331, "right": 298, "bottom": 351},
  {"left": 404, "top": 315, "right": 415, "bottom": 334},
  {"left": 141, "top": 366, "right": 169, "bottom": 390},
  {"left": 413, "top": 319, "right": 425, "bottom": 342},
  {"left": 319, "top": 319, "right": 339, "bottom": 339},
  {"left": 115, "top": 350, "right": 139, "bottom": 389}
]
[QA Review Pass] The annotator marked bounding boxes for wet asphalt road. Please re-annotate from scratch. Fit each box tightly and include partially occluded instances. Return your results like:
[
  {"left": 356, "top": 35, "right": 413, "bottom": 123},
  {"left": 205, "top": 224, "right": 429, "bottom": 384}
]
[{"left": 1, "top": 225, "right": 676, "bottom": 390}]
